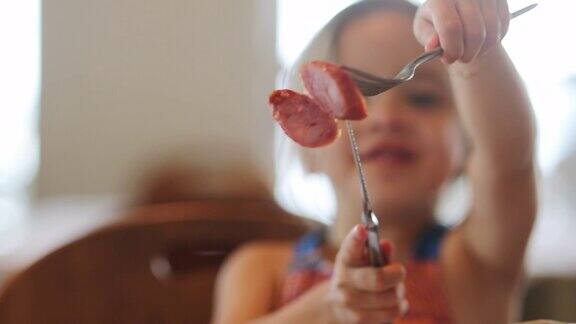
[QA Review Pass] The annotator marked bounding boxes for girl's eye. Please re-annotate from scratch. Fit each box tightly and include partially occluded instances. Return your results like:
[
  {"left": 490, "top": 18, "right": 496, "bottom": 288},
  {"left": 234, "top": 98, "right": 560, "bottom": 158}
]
[{"left": 406, "top": 91, "right": 442, "bottom": 108}]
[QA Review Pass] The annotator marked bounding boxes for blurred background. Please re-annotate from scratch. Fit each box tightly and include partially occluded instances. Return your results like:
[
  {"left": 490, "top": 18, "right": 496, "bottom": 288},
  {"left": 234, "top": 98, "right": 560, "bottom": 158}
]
[{"left": 0, "top": 0, "right": 575, "bottom": 322}]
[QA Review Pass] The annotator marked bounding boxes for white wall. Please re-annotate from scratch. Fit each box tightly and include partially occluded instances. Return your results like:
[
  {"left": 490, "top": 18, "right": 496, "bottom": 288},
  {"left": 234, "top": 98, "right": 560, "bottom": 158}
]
[{"left": 38, "top": 0, "right": 277, "bottom": 198}]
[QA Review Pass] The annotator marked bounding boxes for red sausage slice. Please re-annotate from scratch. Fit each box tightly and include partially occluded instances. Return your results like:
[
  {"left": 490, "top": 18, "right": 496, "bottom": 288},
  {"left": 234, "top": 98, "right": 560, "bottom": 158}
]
[
  {"left": 269, "top": 89, "right": 340, "bottom": 148},
  {"left": 300, "top": 60, "right": 367, "bottom": 120}
]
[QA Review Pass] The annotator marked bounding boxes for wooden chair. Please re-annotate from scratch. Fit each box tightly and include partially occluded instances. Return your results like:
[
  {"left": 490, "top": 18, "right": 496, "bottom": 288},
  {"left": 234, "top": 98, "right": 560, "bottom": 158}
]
[
  {"left": 522, "top": 277, "right": 576, "bottom": 322},
  {"left": 0, "top": 200, "right": 320, "bottom": 324}
]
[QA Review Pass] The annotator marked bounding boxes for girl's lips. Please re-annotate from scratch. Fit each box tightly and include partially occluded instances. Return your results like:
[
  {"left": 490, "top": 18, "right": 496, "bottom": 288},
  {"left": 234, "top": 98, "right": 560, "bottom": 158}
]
[{"left": 361, "top": 143, "right": 417, "bottom": 166}]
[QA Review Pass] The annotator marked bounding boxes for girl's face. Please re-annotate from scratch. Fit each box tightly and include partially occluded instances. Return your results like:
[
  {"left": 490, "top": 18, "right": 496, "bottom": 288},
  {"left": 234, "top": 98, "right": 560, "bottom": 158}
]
[{"left": 307, "top": 10, "right": 465, "bottom": 221}]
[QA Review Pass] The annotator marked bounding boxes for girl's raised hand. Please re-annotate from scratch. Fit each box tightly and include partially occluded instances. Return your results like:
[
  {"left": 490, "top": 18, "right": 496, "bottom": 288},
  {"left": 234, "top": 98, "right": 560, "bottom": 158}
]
[{"left": 414, "top": 0, "right": 511, "bottom": 64}]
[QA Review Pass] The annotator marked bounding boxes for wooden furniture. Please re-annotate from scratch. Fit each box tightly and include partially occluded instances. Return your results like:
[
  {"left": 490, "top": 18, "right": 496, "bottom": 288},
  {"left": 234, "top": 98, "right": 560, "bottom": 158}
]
[
  {"left": 522, "top": 277, "right": 576, "bottom": 322},
  {"left": 0, "top": 200, "right": 319, "bottom": 324}
]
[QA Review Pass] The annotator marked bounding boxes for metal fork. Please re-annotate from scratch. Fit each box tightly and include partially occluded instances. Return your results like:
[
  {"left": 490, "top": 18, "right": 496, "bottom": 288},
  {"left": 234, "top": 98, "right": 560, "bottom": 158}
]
[{"left": 342, "top": 3, "right": 537, "bottom": 97}]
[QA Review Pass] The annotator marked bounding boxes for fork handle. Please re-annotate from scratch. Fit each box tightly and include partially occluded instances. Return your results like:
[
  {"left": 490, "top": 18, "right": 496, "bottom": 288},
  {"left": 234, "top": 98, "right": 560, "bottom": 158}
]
[
  {"left": 412, "top": 47, "right": 444, "bottom": 68},
  {"left": 366, "top": 224, "right": 386, "bottom": 267}
]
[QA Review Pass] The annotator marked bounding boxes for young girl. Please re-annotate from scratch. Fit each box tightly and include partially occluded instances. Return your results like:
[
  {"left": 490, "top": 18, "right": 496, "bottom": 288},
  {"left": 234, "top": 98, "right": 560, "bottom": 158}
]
[{"left": 213, "top": 0, "right": 536, "bottom": 323}]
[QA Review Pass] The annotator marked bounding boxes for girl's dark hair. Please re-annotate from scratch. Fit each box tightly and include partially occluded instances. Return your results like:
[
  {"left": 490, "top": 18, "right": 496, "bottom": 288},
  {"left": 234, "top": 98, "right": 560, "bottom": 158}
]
[{"left": 332, "top": 0, "right": 418, "bottom": 44}]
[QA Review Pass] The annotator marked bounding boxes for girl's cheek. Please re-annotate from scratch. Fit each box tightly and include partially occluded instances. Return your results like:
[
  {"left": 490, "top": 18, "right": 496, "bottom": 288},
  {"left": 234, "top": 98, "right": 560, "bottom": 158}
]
[{"left": 317, "top": 140, "right": 350, "bottom": 177}]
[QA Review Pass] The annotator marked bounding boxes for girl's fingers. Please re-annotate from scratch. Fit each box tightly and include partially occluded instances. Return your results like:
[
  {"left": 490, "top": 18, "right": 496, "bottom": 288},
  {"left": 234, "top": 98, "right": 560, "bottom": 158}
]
[
  {"left": 478, "top": 0, "right": 502, "bottom": 56},
  {"left": 425, "top": 33, "right": 440, "bottom": 52},
  {"left": 336, "top": 224, "right": 368, "bottom": 268},
  {"left": 414, "top": 0, "right": 510, "bottom": 63},
  {"left": 455, "top": 0, "right": 486, "bottom": 62},
  {"left": 413, "top": 7, "right": 436, "bottom": 48},
  {"left": 333, "top": 287, "right": 401, "bottom": 310},
  {"left": 379, "top": 240, "right": 393, "bottom": 264},
  {"left": 497, "top": 0, "right": 510, "bottom": 39},
  {"left": 429, "top": 0, "right": 464, "bottom": 63},
  {"left": 346, "top": 262, "right": 406, "bottom": 292},
  {"left": 338, "top": 307, "right": 404, "bottom": 323}
]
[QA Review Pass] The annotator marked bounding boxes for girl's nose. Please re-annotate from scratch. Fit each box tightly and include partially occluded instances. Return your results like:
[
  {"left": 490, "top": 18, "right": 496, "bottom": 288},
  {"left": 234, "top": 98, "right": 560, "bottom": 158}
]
[{"left": 361, "top": 93, "right": 410, "bottom": 135}]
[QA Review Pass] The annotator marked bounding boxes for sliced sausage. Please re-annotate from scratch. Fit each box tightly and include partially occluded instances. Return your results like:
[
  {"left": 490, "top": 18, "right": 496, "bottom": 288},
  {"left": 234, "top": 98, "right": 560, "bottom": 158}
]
[
  {"left": 300, "top": 60, "right": 367, "bottom": 120},
  {"left": 269, "top": 89, "right": 340, "bottom": 148}
]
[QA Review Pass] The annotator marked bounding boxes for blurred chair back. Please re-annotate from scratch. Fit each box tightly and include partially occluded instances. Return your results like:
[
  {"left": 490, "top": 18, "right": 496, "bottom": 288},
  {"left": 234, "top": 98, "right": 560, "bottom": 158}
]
[
  {"left": 0, "top": 200, "right": 319, "bottom": 324},
  {"left": 522, "top": 277, "right": 576, "bottom": 322}
]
